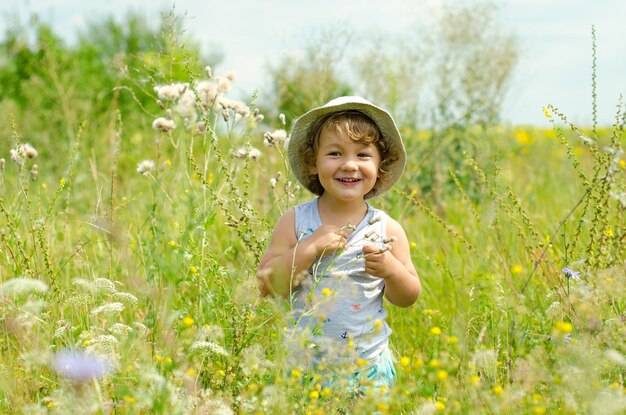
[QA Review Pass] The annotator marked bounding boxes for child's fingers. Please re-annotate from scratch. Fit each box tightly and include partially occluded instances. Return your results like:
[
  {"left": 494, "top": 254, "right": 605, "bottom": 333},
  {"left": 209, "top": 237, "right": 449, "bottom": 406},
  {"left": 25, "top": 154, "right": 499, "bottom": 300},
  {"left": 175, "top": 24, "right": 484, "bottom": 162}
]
[{"left": 363, "top": 244, "right": 391, "bottom": 255}]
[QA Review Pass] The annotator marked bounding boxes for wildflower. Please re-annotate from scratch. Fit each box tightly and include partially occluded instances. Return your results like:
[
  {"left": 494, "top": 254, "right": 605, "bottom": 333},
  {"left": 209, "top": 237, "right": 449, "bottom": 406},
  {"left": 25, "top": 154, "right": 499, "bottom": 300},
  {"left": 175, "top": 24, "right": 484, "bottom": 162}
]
[
  {"left": 108, "top": 323, "right": 133, "bottom": 336},
  {"left": 469, "top": 374, "right": 480, "bottom": 385},
  {"left": 205, "top": 65, "right": 213, "bottom": 78},
  {"left": 263, "top": 129, "right": 288, "bottom": 147},
  {"left": 270, "top": 178, "right": 277, "bottom": 188},
  {"left": 248, "top": 148, "right": 262, "bottom": 160},
  {"left": 368, "top": 216, "right": 382, "bottom": 225},
  {"left": 493, "top": 385, "right": 503, "bottom": 395},
  {"left": 92, "top": 278, "right": 116, "bottom": 294},
  {"left": 90, "top": 302, "right": 124, "bottom": 316},
  {"left": 0, "top": 277, "right": 48, "bottom": 296},
  {"left": 604, "top": 227, "right": 614, "bottom": 238},
  {"left": 233, "top": 147, "right": 248, "bottom": 159},
  {"left": 376, "top": 402, "right": 389, "bottom": 411},
  {"left": 373, "top": 319, "right": 382, "bottom": 328},
  {"left": 400, "top": 356, "right": 411, "bottom": 368},
  {"left": 543, "top": 107, "right": 551, "bottom": 118},
  {"left": 435, "top": 401, "right": 445, "bottom": 411},
  {"left": 154, "top": 83, "right": 188, "bottom": 101},
  {"left": 511, "top": 264, "right": 523, "bottom": 275},
  {"left": 410, "top": 241, "right": 417, "bottom": 249},
  {"left": 430, "top": 326, "right": 442, "bottom": 336},
  {"left": 52, "top": 349, "right": 111, "bottom": 381},
  {"left": 183, "top": 316, "right": 195, "bottom": 327},
  {"left": 428, "top": 359, "right": 440, "bottom": 368},
  {"left": 279, "top": 113, "right": 286, "bottom": 125},
  {"left": 382, "top": 236, "right": 397, "bottom": 244},
  {"left": 561, "top": 267, "right": 580, "bottom": 281},
  {"left": 554, "top": 321, "right": 573, "bottom": 334},
  {"left": 21, "top": 143, "right": 39, "bottom": 159},
  {"left": 618, "top": 159, "right": 626, "bottom": 169},
  {"left": 321, "top": 288, "right": 331, "bottom": 296},
  {"left": 30, "top": 164, "right": 38, "bottom": 180},
  {"left": 152, "top": 117, "right": 176, "bottom": 132},
  {"left": 309, "top": 390, "right": 319, "bottom": 399},
  {"left": 113, "top": 291, "right": 138, "bottom": 306},
  {"left": 189, "top": 341, "right": 229, "bottom": 356},
  {"left": 136, "top": 160, "right": 156, "bottom": 176},
  {"left": 532, "top": 406, "right": 546, "bottom": 415},
  {"left": 168, "top": 240, "right": 177, "bottom": 248},
  {"left": 436, "top": 370, "right": 448, "bottom": 381}
]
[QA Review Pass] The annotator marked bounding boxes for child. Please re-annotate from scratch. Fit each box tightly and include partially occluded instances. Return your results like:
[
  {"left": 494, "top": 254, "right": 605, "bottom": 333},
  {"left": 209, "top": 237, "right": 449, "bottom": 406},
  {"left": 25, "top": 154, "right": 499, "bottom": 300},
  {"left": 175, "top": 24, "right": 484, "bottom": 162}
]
[{"left": 257, "top": 96, "right": 421, "bottom": 391}]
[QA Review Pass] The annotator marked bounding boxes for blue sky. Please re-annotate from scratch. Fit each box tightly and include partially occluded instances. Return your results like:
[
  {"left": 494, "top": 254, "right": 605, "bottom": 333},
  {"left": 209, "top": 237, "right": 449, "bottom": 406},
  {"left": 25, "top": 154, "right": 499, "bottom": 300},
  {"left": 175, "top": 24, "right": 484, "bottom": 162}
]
[{"left": 1, "top": 0, "right": 625, "bottom": 126}]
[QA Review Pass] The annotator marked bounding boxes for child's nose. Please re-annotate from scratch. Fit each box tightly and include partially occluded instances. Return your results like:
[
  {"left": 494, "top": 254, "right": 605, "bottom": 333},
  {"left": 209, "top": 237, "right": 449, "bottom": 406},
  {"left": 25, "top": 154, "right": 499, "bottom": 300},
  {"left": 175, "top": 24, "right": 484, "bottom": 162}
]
[{"left": 341, "top": 159, "right": 358, "bottom": 170}]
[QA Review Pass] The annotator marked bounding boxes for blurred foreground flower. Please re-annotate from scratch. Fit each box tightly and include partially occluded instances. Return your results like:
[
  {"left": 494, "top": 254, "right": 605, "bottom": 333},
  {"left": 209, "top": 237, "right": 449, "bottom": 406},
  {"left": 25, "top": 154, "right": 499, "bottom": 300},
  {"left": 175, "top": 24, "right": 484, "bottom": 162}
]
[
  {"left": 136, "top": 160, "right": 156, "bottom": 176},
  {"left": 0, "top": 277, "right": 48, "bottom": 297},
  {"left": 52, "top": 349, "right": 112, "bottom": 381},
  {"left": 561, "top": 267, "right": 581, "bottom": 281}
]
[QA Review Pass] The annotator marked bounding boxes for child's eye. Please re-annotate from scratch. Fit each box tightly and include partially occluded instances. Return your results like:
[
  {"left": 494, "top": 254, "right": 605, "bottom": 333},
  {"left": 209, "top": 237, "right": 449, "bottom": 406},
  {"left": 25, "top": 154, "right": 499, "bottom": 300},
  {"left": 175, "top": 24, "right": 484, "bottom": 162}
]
[
  {"left": 358, "top": 153, "right": 371, "bottom": 158},
  {"left": 327, "top": 151, "right": 341, "bottom": 156}
]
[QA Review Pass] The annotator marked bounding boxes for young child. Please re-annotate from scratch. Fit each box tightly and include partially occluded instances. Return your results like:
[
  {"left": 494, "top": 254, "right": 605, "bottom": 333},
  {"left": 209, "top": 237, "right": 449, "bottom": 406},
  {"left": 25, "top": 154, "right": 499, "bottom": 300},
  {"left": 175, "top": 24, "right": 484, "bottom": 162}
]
[{"left": 257, "top": 96, "right": 421, "bottom": 391}]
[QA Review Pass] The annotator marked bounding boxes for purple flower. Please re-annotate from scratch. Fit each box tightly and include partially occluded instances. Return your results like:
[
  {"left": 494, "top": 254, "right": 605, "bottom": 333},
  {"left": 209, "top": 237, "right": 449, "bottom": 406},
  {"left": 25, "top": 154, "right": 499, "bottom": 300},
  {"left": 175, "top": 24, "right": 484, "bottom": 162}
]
[
  {"left": 562, "top": 267, "right": 581, "bottom": 281},
  {"left": 52, "top": 350, "right": 111, "bottom": 381}
]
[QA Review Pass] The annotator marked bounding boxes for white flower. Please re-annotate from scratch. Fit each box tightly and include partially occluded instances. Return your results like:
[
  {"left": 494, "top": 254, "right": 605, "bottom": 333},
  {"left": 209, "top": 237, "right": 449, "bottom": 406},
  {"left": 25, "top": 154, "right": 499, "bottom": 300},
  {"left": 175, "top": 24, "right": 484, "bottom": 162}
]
[
  {"left": 263, "top": 129, "right": 287, "bottom": 147},
  {"left": 190, "top": 341, "right": 229, "bottom": 356},
  {"left": 108, "top": 323, "right": 133, "bottom": 337},
  {"left": 112, "top": 291, "right": 138, "bottom": 306},
  {"left": 94, "top": 278, "right": 117, "bottom": 294},
  {"left": 90, "top": 302, "right": 125, "bottom": 316},
  {"left": 152, "top": 117, "right": 176, "bottom": 132},
  {"left": 248, "top": 148, "right": 262, "bottom": 160},
  {"left": 154, "top": 83, "right": 188, "bottom": 101},
  {"left": 279, "top": 113, "right": 286, "bottom": 125},
  {"left": 0, "top": 277, "right": 48, "bottom": 296},
  {"left": 136, "top": 160, "right": 156, "bottom": 176}
]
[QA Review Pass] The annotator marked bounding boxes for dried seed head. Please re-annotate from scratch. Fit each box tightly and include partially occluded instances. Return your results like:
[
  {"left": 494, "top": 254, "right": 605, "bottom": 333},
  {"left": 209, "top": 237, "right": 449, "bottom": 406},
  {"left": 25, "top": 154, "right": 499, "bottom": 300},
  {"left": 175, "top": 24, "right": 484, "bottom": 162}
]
[{"left": 152, "top": 117, "right": 176, "bottom": 132}]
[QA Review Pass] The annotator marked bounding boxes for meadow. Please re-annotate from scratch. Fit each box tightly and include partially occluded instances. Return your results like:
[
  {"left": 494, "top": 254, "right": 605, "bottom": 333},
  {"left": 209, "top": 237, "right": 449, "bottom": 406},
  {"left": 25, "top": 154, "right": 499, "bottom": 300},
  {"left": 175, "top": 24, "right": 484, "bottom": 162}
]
[{"left": 0, "top": 13, "right": 625, "bottom": 415}]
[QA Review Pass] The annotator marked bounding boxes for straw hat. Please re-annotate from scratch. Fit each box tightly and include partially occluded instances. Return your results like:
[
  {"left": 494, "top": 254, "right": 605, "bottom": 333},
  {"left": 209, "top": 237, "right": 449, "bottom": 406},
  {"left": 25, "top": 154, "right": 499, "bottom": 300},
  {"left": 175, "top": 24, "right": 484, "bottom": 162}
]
[{"left": 288, "top": 96, "right": 406, "bottom": 199}]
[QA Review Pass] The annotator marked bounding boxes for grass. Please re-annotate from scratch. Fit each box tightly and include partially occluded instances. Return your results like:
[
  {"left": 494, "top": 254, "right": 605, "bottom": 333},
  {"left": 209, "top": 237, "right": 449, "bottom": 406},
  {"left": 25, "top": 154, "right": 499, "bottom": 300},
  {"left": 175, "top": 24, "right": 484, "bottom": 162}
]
[{"left": 0, "top": 32, "right": 625, "bottom": 415}]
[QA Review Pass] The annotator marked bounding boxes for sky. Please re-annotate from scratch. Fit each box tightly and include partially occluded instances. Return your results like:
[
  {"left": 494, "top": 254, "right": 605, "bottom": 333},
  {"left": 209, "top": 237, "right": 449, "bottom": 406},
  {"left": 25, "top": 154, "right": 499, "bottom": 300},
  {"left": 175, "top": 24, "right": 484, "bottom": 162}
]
[{"left": 1, "top": 0, "right": 625, "bottom": 127}]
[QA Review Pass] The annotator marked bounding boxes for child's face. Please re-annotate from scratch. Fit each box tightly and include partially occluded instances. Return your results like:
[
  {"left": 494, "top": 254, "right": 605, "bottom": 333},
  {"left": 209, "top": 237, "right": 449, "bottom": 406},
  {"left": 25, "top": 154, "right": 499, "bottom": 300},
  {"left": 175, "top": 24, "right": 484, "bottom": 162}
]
[{"left": 311, "top": 126, "right": 381, "bottom": 202}]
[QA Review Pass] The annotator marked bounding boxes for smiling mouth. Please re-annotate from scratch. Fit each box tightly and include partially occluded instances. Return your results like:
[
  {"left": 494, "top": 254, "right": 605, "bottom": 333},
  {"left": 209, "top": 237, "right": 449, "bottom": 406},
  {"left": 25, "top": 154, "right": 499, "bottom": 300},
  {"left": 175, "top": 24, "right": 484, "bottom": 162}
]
[{"left": 336, "top": 178, "right": 361, "bottom": 183}]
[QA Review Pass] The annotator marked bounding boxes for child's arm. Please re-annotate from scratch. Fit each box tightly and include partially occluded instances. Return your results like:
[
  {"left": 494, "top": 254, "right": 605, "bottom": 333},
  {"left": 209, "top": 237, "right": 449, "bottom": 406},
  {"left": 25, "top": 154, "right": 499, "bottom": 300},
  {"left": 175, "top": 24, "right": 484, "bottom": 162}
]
[
  {"left": 362, "top": 218, "right": 421, "bottom": 307},
  {"left": 256, "top": 208, "right": 348, "bottom": 297}
]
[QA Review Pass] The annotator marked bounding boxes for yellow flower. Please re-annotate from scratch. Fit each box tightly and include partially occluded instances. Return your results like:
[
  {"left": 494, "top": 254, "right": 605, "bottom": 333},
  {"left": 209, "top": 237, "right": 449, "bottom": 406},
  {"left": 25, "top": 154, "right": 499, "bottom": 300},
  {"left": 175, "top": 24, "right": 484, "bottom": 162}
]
[
  {"left": 183, "top": 316, "right": 195, "bottom": 327},
  {"left": 428, "top": 359, "right": 440, "bottom": 368},
  {"left": 156, "top": 354, "right": 163, "bottom": 363},
  {"left": 83, "top": 340, "right": 90, "bottom": 347},
  {"left": 290, "top": 369, "right": 302, "bottom": 378},
  {"left": 320, "top": 387, "right": 331, "bottom": 397},
  {"left": 410, "top": 242, "right": 417, "bottom": 249},
  {"left": 347, "top": 340, "right": 355, "bottom": 348},
  {"left": 493, "top": 385, "right": 503, "bottom": 395},
  {"left": 618, "top": 159, "right": 626, "bottom": 169},
  {"left": 430, "top": 326, "right": 442, "bottom": 336},
  {"left": 511, "top": 264, "right": 523, "bottom": 275},
  {"left": 309, "top": 390, "right": 319, "bottom": 399},
  {"left": 168, "top": 240, "right": 177, "bottom": 248},
  {"left": 357, "top": 359, "right": 369, "bottom": 367},
  {"left": 448, "top": 335, "right": 459, "bottom": 344},
  {"left": 123, "top": 396, "right": 136, "bottom": 404},
  {"left": 376, "top": 402, "right": 389, "bottom": 411},
  {"left": 435, "top": 401, "right": 445, "bottom": 411},
  {"left": 554, "top": 321, "right": 573, "bottom": 334},
  {"left": 543, "top": 107, "right": 551, "bottom": 118},
  {"left": 604, "top": 227, "right": 613, "bottom": 238},
  {"left": 47, "top": 402, "right": 56, "bottom": 408},
  {"left": 400, "top": 356, "right": 411, "bottom": 368},
  {"left": 190, "top": 265, "right": 198, "bottom": 275},
  {"left": 321, "top": 287, "right": 331, "bottom": 296},
  {"left": 59, "top": 177, "right": 66, "bottom": 187},
  {"left": 469, "top": 375, "right": 480, "bottom": 385},
  {"left": 165, "top": 159, "right": 172, "bottom": 167},
  {"left": 373, "top": 319, "right": 382, "bottom": 328},
  {"left": 186, "top": 368, "right": 196, "bottom": 377},
  {"left": 515, "top": 130, "right": 532, "bottom": 146},
  {"left": 436, "top": 370, "right": 448, "bottom": 381},
  {"left": 164, "top": 357, "right": 172, "bottom": 364},
  {"left": 532, "top": 406, "right": 546, "bottom": 415}
]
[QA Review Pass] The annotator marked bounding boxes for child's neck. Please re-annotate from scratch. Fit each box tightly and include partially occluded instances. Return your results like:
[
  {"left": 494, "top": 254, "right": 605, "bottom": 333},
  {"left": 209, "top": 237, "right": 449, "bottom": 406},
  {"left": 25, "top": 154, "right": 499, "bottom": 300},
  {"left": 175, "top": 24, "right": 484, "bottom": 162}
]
[{"left": 317, "top": 194, "right": 368, "bottom": 228}]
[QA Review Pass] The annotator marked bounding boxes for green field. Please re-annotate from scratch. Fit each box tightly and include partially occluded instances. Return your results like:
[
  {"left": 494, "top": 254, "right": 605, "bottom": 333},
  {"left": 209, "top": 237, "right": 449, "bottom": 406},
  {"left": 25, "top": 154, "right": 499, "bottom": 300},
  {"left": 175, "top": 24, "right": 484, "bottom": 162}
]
[{"left": 1, "top": 11, "right": 625, "bottom": 415}]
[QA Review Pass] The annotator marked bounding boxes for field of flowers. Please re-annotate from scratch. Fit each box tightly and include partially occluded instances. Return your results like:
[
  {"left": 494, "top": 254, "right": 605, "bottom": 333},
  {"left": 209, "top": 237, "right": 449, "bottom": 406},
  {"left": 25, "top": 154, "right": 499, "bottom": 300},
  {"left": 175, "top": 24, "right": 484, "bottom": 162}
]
[{"left": 1, "top": 14, "right": 625, "bottom": 415}]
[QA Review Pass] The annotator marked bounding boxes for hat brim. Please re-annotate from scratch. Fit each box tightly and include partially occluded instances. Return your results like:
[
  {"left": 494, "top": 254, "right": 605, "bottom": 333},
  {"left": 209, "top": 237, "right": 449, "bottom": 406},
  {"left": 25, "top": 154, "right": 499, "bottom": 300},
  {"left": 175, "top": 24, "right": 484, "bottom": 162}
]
[{"left": 288, "top": 96, "right": 406, "bottom": 199}]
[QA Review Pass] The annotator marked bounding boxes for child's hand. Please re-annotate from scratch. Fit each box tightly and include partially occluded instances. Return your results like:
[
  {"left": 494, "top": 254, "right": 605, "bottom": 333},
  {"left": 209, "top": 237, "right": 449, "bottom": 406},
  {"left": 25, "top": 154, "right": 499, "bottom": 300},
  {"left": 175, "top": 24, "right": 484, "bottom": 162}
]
[
  {"left": 363, "top": 244, "right": 397, "bottom": 279},
  {"left": 306, "top": 225, "right": 350, "bottom": 257}
]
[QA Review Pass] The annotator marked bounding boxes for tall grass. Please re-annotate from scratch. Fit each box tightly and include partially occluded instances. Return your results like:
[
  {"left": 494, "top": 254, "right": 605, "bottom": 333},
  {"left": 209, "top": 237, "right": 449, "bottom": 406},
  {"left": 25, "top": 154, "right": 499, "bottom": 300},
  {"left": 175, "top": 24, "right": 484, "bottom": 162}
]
[{"left": 0, "top": 22, "right": 625, "bottom": 415}]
